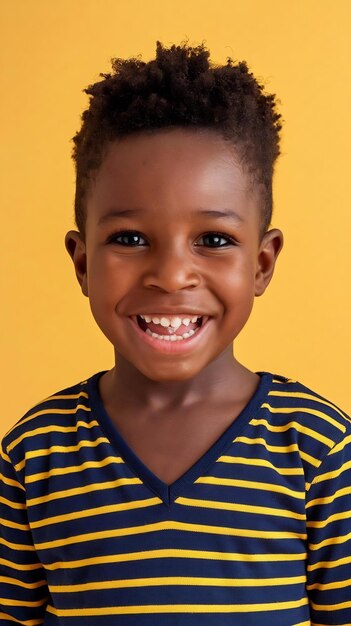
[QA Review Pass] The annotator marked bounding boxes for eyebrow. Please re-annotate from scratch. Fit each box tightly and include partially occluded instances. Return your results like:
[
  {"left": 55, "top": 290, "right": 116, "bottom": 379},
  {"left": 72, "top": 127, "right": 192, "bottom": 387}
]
[{"left": 98, "top": 208, "right": 244, "bottom": 224}]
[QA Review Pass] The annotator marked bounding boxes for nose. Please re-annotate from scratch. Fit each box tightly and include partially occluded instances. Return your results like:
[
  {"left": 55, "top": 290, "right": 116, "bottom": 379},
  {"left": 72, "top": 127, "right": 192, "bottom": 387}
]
[{"left": 142, "top": 240, "right": 201, "bottom": 292}]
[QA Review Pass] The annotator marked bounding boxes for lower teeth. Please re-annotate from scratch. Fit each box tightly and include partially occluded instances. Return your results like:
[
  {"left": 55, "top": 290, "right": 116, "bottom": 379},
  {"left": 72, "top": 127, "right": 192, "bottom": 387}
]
[{"left": 145, "top": 327, "right": 200, "bottom": 341}]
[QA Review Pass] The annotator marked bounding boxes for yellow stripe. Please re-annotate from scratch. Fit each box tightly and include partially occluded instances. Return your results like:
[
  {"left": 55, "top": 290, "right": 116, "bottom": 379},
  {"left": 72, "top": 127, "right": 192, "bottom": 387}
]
[
  {"left": 293, "top": 622, "right": 310, "bottom": 626},
  {"left": 0, "top": 447, "right": 12, "bottom": 463},
  {"left": 25, "top": 455, "right": 125, "bottom": 484},
  {"left": 0, "top": 496, "right": 25, "bottom": 510},
  {"left": 0, "top": 575, "right": 47, "bottom": 589},
  {"left": 36, "top": 520, "right": 306, "bottom": 551},
  {"left": 38, "top": 391, "right": 88, "bottom": 404},
  {"left": 3, "top": 402, "right": 91, "bottom": 439},
  {"left": 268, "top": 390, "right": 348, "bottom": 424},
  {"left": 44, "top": 547, "right": 307, "bottom": 570},
  {"left": 47, "top": 597, "right": 308, "bottom": 616},
  {"left": 262, "top": 403, "right": 347, "bottom": 433},
  {"left": 30, "top": 496, "right": 162, "bottom": 530},
  {"left": 218, "top": 455, "right": 304, "bottom": 476},
  {"left": 311, "top": 460, "right": 351, "bottom": 484},
  {"left": 195, "top": 476, "right": 304, "bottom": 499},
  {"left": 309, "top": 530, "right": 351, "bottom": 550},
  {"left": 0, "top": 537, "right": 36, "bottom": 551},
  {"left": 307, "top": 509, "right": 351, "bottom": 529},
  {"left": 50, "top": 574, "right": 306, "bottom": 593},
  {"left": 307, "top": 575, "right": 351, "bottom": 591},
  {"left": 27, "top": 477, "right": 142, "bottom": 506},
  {"left": 0, "top": 472, "right": 25, "bottom": 491},
  {"left": 7, "top": 419, "right": 101, "bottom": 452},
  {"left": 250, "top": 418, "right": 334, "bottom": 448},
  {"left": 307, "top": 554, "right": 351, "bottom": 571},
  {"left": 0, "top": 516, "right": 30, "bottom": 531},
  {"left": 306, "top": 485, "right": 351, "bottom": 508},
  {"left": 311, "top": 598, "right": 351, "bottom": 611},
  {"left": 1, "top": 597, "right": 46, "bottom": 608},
  {"left": 175, "top": 496, "right": 306, "bottom": 521},
  {"left": 235, "top": 436, "right": 299, "bottom": 454},
  {"left": 234, "top": 436, "right": 320, "bottom": 467},
  {"left": 300, "top": 450, "right": 321, "bottom": 468},
  {"left": 329, "top": 433, "right": 351, "bottom": 454},
  {"left": 15, "top": 437, "right": 110, "bottom": 471},
  {"left": 0, "top": 612, "right": 43, "bottom": 626},
  {"left": 0, "top": 558, "right": 43, "bottom": 571}
]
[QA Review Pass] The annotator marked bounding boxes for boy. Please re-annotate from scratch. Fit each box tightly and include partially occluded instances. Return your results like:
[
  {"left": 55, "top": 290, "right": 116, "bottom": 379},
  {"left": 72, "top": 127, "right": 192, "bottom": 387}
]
[{"left": 1, "top": 41, "right": 350, "bottom": 626}]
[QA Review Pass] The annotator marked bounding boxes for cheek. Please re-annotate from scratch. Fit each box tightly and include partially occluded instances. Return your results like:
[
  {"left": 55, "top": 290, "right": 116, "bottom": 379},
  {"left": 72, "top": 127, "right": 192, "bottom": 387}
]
[
  {"left": 218, "top": 261, "right": 257, "bottom": 333},
  {"left": 86, "top": 254, "right": 141, "bottom": 333},
  {"left": 221, "top": 257, "right": 257, "bottom": 298},
  {"left": 86, "top": 257, "right": 119, "bottom": 324}
]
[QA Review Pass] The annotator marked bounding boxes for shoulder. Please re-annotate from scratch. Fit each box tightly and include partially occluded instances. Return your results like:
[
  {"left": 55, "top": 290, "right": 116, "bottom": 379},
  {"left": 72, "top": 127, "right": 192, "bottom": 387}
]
[
  {"left": 264, "top": 373, "right": 350, "bottom": 434},
  {"left": 1, "top": 372, "right": 101, "bottom": 474},
  {"left": 260, "top": 373, "right": 351, "bottom": 481}
]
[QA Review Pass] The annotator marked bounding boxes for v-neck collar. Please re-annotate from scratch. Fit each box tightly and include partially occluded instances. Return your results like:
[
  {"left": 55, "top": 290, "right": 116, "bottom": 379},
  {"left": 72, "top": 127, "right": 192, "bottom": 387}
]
[{"left": 87, "top": 370, "right": 273, "bottom": 506}]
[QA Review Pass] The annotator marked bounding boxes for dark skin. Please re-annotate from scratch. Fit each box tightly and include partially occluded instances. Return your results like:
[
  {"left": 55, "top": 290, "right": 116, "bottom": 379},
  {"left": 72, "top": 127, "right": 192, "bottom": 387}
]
[{"left": 65, "top": 128, "right": 283, "bottom": 484}]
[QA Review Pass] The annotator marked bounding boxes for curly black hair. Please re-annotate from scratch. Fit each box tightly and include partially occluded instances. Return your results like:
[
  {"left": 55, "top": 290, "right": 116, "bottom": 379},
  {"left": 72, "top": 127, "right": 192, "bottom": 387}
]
[{"left": 72, "top": 40, "right": 282, "bottom": 240}]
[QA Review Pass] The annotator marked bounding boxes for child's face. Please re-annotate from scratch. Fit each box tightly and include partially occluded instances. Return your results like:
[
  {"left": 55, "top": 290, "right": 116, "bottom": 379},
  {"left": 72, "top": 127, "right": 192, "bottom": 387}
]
[{"left": 66, "top": 128, "right": 283, "bottom": 382}]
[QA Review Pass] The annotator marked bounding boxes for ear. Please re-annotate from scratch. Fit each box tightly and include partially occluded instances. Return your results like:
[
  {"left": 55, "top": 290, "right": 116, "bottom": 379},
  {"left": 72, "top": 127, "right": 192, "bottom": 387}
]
[
  {"left": 254, "top": 228, "right": 284, "bottom": 297},
  {"left": 64, "top": 230, "right": 89, "bottom": 297}
]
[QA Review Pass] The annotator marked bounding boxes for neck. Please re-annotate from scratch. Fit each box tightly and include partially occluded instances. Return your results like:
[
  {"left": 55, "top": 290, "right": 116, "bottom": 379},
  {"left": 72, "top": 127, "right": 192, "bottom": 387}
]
[{"left": 101, "top": 345, "right": 257, "bottom": 413}]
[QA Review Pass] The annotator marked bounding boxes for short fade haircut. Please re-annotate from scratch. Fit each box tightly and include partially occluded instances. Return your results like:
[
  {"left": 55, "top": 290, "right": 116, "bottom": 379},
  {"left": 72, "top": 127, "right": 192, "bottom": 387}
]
[{"left": 72, "top": 40, "right": 282, "bottom": 240}]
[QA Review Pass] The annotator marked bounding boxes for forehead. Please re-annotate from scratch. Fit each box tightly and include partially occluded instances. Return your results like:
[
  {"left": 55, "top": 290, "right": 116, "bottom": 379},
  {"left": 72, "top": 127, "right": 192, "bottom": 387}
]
[{"left": 86, "top": 128, "right": 261, "bottom": 227}]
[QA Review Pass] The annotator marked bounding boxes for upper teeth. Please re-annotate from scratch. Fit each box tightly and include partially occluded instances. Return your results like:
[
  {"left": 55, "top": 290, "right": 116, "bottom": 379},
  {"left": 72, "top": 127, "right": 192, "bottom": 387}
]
[{"left": 139, "top": 315, "right": 201, "bottom": 328}]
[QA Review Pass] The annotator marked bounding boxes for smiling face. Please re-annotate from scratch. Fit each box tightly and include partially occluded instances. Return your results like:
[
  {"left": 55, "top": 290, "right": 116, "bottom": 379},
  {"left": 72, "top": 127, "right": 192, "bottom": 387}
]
[{"left": 65, "top": 128, "right": 283, "bottom": 383}]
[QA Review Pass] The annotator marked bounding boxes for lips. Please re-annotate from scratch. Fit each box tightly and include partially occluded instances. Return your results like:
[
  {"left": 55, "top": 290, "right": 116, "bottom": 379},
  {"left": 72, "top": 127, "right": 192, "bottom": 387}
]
[{"left": 127, "top": 314, "right": 212, "bottom": 354}]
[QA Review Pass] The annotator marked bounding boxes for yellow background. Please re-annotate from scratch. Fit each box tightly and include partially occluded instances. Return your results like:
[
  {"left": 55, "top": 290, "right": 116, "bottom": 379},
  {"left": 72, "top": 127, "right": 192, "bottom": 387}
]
[{"left": 1, "top": 0, "right": 350, "bottom": 435}]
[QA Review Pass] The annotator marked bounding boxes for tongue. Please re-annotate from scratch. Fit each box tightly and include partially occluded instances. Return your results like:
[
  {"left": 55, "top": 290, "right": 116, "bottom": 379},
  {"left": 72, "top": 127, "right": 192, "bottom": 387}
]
[{"left": 145, "top": 320, "right": 199, "bottom": 335}]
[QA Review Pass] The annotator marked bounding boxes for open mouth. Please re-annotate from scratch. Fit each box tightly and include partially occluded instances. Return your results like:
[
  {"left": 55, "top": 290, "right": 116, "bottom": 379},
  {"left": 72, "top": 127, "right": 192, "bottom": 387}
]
[{"left": 128, "top": 314, "right": 211, "bottom": 353}]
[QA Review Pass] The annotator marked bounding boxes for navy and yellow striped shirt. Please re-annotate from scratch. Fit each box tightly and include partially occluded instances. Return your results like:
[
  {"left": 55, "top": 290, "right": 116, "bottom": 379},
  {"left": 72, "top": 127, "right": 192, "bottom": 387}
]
[{"left": 1, "top": 371, "right": 351, "bottom": 625}]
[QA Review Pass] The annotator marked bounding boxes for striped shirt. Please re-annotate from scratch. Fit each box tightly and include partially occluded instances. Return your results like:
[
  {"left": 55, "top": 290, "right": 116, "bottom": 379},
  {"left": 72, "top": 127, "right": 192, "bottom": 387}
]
[{"left": 1, "top": 370, "right": 351, "bottom": 626}]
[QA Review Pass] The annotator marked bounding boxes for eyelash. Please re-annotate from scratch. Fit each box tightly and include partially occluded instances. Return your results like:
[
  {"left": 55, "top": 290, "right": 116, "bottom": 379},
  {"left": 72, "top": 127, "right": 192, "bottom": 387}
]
[{"left": 106, "top": 230, "right": 237, "bottom": 248}]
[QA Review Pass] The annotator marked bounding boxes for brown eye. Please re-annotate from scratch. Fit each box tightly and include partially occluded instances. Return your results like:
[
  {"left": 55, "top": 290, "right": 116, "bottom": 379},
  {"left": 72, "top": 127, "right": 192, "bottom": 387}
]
[
  {"left": 106, "top": 231, "right": 147, "bottom": 246},
  {"left": 198, "top": 232, "right": 236, "bottom": 247}
]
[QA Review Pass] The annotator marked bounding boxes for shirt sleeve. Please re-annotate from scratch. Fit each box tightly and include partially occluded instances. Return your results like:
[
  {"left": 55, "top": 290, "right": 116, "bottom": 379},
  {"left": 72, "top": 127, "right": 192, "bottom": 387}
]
[
  {"left": 306, "top": 430, "right": 351, "bottom": 626},
  {"left": 0, "top": 439, "right": 49, "bottom": 624}
]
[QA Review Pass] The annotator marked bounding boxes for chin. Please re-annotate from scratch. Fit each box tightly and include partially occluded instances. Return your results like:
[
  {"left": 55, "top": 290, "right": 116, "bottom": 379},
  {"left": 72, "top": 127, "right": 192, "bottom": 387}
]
[{"left": 134, "top": 360, "right": 202, "bottom": 383}]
